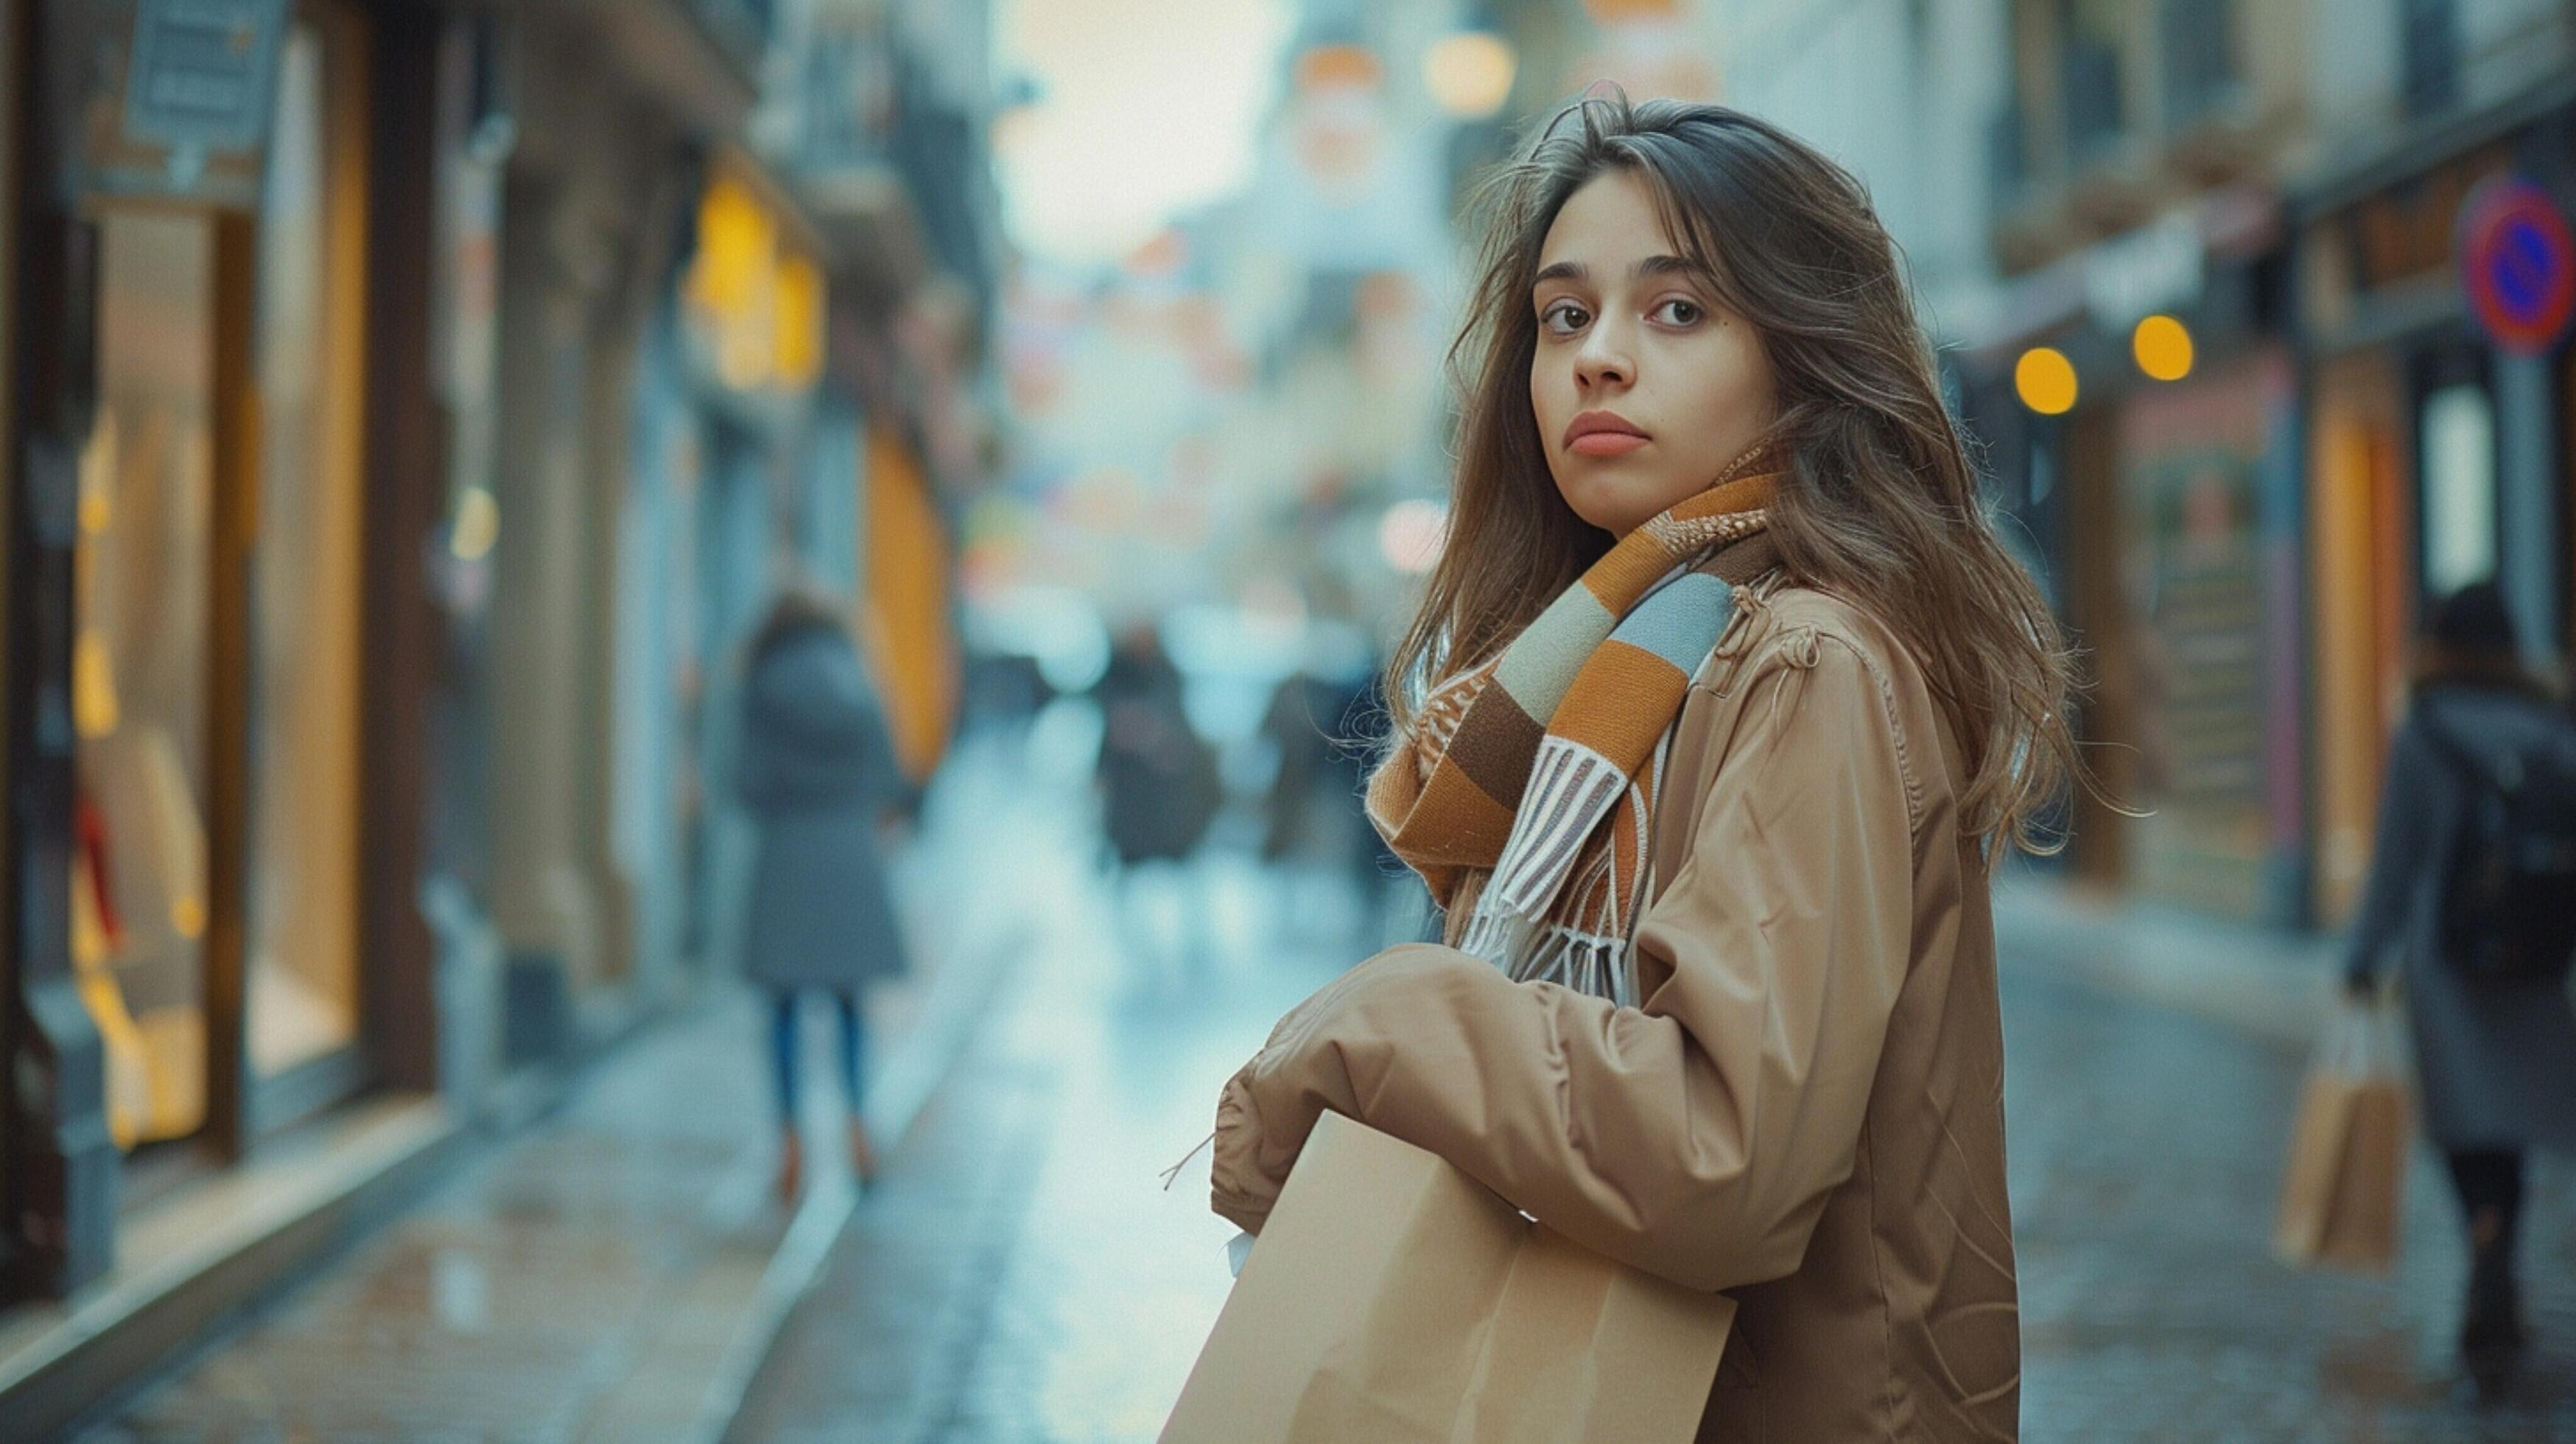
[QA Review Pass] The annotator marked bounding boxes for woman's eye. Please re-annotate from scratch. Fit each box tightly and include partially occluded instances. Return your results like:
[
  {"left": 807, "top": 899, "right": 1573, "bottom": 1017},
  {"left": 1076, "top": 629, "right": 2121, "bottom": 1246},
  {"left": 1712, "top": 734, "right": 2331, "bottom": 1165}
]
[
  {"left": 1652, "top": 298, "right": 1705, "bottom": 326},
  {"left": 1540, "top": 301, "right": 1590, "bottom": 335}
]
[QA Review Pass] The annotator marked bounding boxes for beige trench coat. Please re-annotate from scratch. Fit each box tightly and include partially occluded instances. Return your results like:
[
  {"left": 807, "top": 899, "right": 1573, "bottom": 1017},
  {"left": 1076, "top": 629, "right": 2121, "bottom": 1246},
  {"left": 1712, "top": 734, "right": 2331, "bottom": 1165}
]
[{"left": 1210, "top": 586, "right": 2019, "bottom": 1440}]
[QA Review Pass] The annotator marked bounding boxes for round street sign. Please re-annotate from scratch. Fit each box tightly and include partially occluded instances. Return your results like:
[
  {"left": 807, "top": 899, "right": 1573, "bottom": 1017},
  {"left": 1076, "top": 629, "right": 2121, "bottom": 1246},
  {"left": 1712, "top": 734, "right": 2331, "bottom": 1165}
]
[{"left": 2460, "top": 177, "right": 2576, "bottom": 356}]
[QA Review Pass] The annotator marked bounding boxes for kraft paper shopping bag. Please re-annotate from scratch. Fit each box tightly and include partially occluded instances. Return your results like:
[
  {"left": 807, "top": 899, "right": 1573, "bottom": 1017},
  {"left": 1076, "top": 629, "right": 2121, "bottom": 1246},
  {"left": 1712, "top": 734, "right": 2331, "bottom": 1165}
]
[
  {"left": 2275, "top": 998, "right": 2412, "bottom": 1272},
  {"left": 1165, "top": 1111, "right": 1735, "bottom": 1443}
]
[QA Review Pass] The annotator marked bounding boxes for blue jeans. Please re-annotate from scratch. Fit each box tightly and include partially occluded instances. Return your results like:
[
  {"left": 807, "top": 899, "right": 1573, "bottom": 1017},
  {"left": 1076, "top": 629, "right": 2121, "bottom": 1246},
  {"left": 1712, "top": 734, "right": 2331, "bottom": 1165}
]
[{"left": 771, "top": 990, "right": 866, "bottom": 1126}]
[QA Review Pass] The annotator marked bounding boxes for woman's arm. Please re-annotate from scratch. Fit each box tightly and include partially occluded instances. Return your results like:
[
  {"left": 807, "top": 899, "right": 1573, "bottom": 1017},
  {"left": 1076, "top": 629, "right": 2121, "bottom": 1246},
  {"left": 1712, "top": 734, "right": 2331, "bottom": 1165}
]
[
  {"left": 1210, "top": 634, "right": 1916, "bottom": 1293},
  {"left": 2342, "top": 715, "right": 2440, "bottom": 989}
]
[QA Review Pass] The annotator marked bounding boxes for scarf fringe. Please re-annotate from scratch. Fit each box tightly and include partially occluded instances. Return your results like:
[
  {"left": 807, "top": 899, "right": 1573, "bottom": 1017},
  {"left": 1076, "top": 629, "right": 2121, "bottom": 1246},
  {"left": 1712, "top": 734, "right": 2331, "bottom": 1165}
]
[
  {"left": 1486, "top": 737, "right": 1627, "bottom": 915},
  {"left": 1483, "top": 924, "right": 1638, "bottom": 1009}
]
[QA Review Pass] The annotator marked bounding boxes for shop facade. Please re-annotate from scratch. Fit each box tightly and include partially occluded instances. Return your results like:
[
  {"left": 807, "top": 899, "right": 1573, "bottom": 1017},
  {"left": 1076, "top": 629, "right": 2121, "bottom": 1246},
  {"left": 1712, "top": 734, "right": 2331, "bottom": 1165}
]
[
  {"left": 1964, "top": 188, "right": 2309, "bottom": 927},
  {"left": 2293, "top": 75, "right": 2576, "bottom": 925},
  {"left": 1967, "top": 70, "right": 2576, "bottom": 937},
  {"left": 1, "top": 0, "right": 460, "bottom": 1297},
  {"left": 0, "top": 0, "right": 813, "bottom": 1311},
  {"left": 477, "top": 21, "right": 709, "bottom": 1058},
  {"left": 0, "top": 4, "right": 988, "bottom": 1423}
]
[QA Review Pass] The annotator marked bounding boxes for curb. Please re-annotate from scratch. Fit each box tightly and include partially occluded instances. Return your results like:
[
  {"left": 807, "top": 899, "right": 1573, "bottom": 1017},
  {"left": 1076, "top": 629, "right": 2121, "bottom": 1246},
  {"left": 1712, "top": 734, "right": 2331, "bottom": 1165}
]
[
  {"left": 683, "top": 904, "right": 1036, "bottom": 1443},
  {"left": 0, "top": 1098, "right": 463, "bottom": 1440},
  {"left": 1992, "top": 878, "right": 2340, "bottom": 1051}
]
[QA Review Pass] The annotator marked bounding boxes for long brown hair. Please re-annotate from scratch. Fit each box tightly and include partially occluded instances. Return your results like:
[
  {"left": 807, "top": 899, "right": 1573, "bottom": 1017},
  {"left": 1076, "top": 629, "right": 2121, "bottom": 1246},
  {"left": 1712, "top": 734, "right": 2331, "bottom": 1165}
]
[{"left": 1389, "top": 94, "right": 2080, "bottom": 855}]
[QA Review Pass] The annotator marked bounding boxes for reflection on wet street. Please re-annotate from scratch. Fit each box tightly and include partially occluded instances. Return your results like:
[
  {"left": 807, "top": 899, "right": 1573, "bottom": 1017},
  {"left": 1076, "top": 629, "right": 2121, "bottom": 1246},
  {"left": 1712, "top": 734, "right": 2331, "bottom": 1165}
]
[
  {"left": 720, "top": 713, "right": 2576, "bottom": 1443},
  {"left": 76, "top": 704, "right": 2576, "bottom": 1441}
]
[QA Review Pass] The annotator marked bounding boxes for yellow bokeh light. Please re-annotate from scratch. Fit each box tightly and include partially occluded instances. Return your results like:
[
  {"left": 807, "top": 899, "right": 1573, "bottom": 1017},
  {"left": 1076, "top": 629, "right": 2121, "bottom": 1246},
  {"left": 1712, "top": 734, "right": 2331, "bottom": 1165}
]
[
  {"left": 1424, "top": 33, "right": 1516, "bottom": 119},
  {"left": 2015, "top": 346, "right": 2078, "bottom": 416},
  {"left": 2132, "top": 314, "right": 2194, "bottom": 382},
  {"left": 687, "top": 176, "right": 774, "bottom": 318},
  {"left": 449, "top": 486, "right": 499, "bottom": 563},
  {"left": 73, "top": 631, "right": 120, "bottom": 738},
  {"left": 775, "top": 254, "right": 826, "bottom": 390}
]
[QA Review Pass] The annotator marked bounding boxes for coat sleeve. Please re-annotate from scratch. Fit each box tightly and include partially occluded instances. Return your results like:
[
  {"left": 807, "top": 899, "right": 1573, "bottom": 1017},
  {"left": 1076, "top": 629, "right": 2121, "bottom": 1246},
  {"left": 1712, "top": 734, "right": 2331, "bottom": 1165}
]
[
  {"left": 2342, "top": 717, "right": 2443, "bottom": 984},
  {"left": 1208, "top": 633, "right": 1917, "bottom": 1293}
]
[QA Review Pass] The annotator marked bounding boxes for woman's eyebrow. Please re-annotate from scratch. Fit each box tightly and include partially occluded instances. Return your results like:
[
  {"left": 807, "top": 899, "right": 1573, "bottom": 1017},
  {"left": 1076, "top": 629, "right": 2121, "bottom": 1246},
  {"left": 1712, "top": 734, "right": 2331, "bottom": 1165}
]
[{"left": 1533, "top": 254, "right": 1699, "bottom": 288}]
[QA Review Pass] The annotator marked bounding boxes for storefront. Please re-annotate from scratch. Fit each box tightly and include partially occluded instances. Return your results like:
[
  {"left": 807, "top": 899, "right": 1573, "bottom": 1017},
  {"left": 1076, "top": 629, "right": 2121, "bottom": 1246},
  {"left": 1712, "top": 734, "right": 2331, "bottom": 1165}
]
[
  {"left": 4, "top": 0, "right": 457, "bottom": 1295},
  {"left": 2105, "top": 348, "right": 2302, "bottom": 921},
  {"left": 1964, "top": 189, "right": 2305, "bottom": 925},
  {"left": 2294, "top": 79, "right": 2576, "bottom": 924},
  {"left": 477, "top": 25, "right": 721, "bottom": 1049},
  {"left": 66, "top": 0, "right": 376, "bottom": 1164},
  {"left": 615, "top": 159, "right": 831, "bottom": 990}
]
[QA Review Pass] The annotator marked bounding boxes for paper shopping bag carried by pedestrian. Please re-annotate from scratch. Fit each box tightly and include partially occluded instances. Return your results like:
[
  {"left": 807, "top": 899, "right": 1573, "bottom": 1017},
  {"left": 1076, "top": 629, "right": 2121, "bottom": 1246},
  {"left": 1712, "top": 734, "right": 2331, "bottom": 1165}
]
[
  {"left": 1163, "top": 1111, "right": 1735, "bottom": 1443},
  {"left": 2275, "top": 998, "right": 2412, "bottom": 1272}
]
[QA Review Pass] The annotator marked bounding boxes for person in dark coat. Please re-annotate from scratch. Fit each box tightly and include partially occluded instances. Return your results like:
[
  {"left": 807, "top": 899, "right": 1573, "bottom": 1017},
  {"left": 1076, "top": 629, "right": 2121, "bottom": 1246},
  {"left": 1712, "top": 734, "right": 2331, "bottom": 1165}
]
[
  {"left": 1094, "top": 628, "right": 1220, "bottom": 869},
  {"left": 737, "top": 586, "right": 910, "bottom": 1202},
  {"left": 2345, "top": 581, "right": 2576, "bottom": 1388}
]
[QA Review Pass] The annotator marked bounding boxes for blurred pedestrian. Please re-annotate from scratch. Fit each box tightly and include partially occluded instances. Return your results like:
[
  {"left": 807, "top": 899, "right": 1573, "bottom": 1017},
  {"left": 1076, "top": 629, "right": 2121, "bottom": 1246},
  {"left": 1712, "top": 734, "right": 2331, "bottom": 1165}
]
[
  {"left": 1207, "top": 96, "right": 2076, "bottom": 1439},
  {"left": 2344, "top": 580, "right": 2576, "bottom": 1391},
  {"left": 1093, "top": 625, "right": 1222, "bottom": 975},
  {"left": 737, "top": 581, "right": 911, "bottom": 1203},
  {"left": 1095, "top": 625, "right": 1221, "bottom": 874},
  {"left": 1259, "top": 642, "right": 1410, "bottom": 944},
  {"left": 1257, "top": 667, "right": 1350, "bottom": 868}
]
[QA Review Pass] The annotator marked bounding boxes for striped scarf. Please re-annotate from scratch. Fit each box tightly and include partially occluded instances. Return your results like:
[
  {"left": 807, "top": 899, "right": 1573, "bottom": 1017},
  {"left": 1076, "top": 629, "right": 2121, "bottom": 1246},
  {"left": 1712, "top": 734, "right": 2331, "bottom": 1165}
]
[{"left": 1366, "top": 470, "right": 1780, "bottom": 1006}]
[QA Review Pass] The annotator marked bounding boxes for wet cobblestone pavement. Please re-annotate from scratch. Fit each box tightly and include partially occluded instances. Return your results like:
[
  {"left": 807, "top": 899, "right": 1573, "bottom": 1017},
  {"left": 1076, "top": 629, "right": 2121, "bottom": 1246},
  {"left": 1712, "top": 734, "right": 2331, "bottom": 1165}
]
[
  {"left": 82, "top": 992, "right": 800, "bottom": 1443},
  {"left": 723, "top": 850, "right": 1355, "bottom": 1442},
  {"left": 2005, "top": 963, "right": 2575, "bottom": 1442},
  {"left": 71, "top": 723, "right": 2576, "bottom": 1442},
  {"left": 75, "top": 735, "right": 1044, "bottom": 1444},
  {"left": 732, "top": 858, "right": 2576, "bottom": 1441}
]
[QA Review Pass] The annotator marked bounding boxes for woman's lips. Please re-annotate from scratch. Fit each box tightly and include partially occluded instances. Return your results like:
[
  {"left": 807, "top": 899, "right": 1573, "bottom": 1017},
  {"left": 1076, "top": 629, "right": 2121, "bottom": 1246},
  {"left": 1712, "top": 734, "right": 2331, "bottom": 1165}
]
[{"left": 1568, "top": 431, "right": 1648, "bottom": 458}]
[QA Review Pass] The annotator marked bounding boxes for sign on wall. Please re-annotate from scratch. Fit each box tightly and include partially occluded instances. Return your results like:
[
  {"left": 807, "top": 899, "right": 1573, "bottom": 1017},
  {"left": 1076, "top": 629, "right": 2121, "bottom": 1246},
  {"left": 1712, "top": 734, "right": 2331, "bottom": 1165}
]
[
  {"left": 70, "top": 0, "right": 287, "bottom": 208},
  {"left": 123, "top": 0, "right": 287, "bottom": 155},
  {"left": 2458, "top": 176, "right": 2576, "bottom": 357}
]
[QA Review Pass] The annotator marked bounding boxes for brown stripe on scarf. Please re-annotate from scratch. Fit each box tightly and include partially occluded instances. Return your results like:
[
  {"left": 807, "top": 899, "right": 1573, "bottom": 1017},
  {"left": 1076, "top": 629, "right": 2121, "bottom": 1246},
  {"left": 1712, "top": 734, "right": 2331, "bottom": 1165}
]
[{"left": 1447, "top": 691, "right": 1548, "bottom": 805}]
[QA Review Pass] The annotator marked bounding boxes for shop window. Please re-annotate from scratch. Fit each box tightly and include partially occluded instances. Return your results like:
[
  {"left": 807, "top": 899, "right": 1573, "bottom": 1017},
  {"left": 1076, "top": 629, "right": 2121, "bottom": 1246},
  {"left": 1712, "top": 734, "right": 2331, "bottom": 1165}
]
[
  {"left": 2112, "top": 354, "right": 2292, "bottom": 920},
  {"left": 2058, "top": 0, "right": 2130, "bottom": 169},
  {"left": 70, "top": 11, "right": 371, "bottom": 1156},
  {"left": 247, "top": 18, "right": 366, "bottom": 1082},
  {"left": 76, "top": 214, "right": 217, "bottom": 1150},
  {"left": 2400, "top": 0, "right": 2460, "bottom": 119},
  {"left": 2309, "top": 353, "right": 2412, "bottom": 925},
  {"left": 2419, "top": 382, "right": 2498, "bottom": 600}
]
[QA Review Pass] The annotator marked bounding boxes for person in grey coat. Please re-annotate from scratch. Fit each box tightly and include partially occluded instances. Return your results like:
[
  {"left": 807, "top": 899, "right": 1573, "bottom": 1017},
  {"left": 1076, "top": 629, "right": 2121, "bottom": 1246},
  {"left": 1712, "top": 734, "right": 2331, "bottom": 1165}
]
[
  {"left": 2345, "top": 581, "right": 2576, "bottom": 1389},
  {"left": 737, "top": 587, "right": 911, "bottom": 1202}
]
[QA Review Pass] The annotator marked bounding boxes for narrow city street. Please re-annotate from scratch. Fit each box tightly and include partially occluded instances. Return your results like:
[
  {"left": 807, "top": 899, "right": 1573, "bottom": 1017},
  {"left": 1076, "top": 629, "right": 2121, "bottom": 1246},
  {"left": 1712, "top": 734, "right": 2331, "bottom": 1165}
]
[
  {"left": 71, "top": 726, "right": 1059, "bottom": 1443},
  {"left": 12, "top": 1, "right": 2576, "bottom": 1439},
  {"left": 67, "top": 718, "right": 2576, "bottom": 1442},
  {"left": 720, "top": 738, "right": 2576, "bottom": 1443}
]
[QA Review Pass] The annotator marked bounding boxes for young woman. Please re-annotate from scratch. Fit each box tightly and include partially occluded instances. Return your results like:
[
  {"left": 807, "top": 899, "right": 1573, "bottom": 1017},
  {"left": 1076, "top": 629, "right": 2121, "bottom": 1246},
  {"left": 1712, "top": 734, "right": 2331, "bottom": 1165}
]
[
  {"left": 1208, "top": 97, "right": 2075, "bottom": 1439},
  {"left": 737, "top": 583, "right": 910, "bottom": 1202},
  {"left": 2343, "top": 581, "right": 2576, "bottom": 1394}
]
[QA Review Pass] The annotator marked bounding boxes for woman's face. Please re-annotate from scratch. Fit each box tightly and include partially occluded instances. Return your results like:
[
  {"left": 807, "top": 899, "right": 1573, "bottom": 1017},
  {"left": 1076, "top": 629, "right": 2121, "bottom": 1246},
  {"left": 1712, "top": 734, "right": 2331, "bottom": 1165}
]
[{"left": 1529, "top": 169, "right": 1778, "bottom": 537}]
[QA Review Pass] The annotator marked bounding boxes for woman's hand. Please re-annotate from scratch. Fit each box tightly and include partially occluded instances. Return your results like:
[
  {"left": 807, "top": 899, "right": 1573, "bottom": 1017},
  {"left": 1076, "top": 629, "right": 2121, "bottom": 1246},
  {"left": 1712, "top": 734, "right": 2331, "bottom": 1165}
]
[
  {"left": 1207, "top": 960, "right": 1387, "bottom": 1234},
  {"left": 1209, "top": 1069, "right": 1278, "bottom": 1235}
]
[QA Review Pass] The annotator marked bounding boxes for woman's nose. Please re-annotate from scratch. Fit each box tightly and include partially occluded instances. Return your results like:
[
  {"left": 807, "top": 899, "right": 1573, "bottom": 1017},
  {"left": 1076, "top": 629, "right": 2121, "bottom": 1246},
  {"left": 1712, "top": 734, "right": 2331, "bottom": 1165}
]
[{"left": 1574, "top": 321, "right": 1633, "bottom": 389}]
